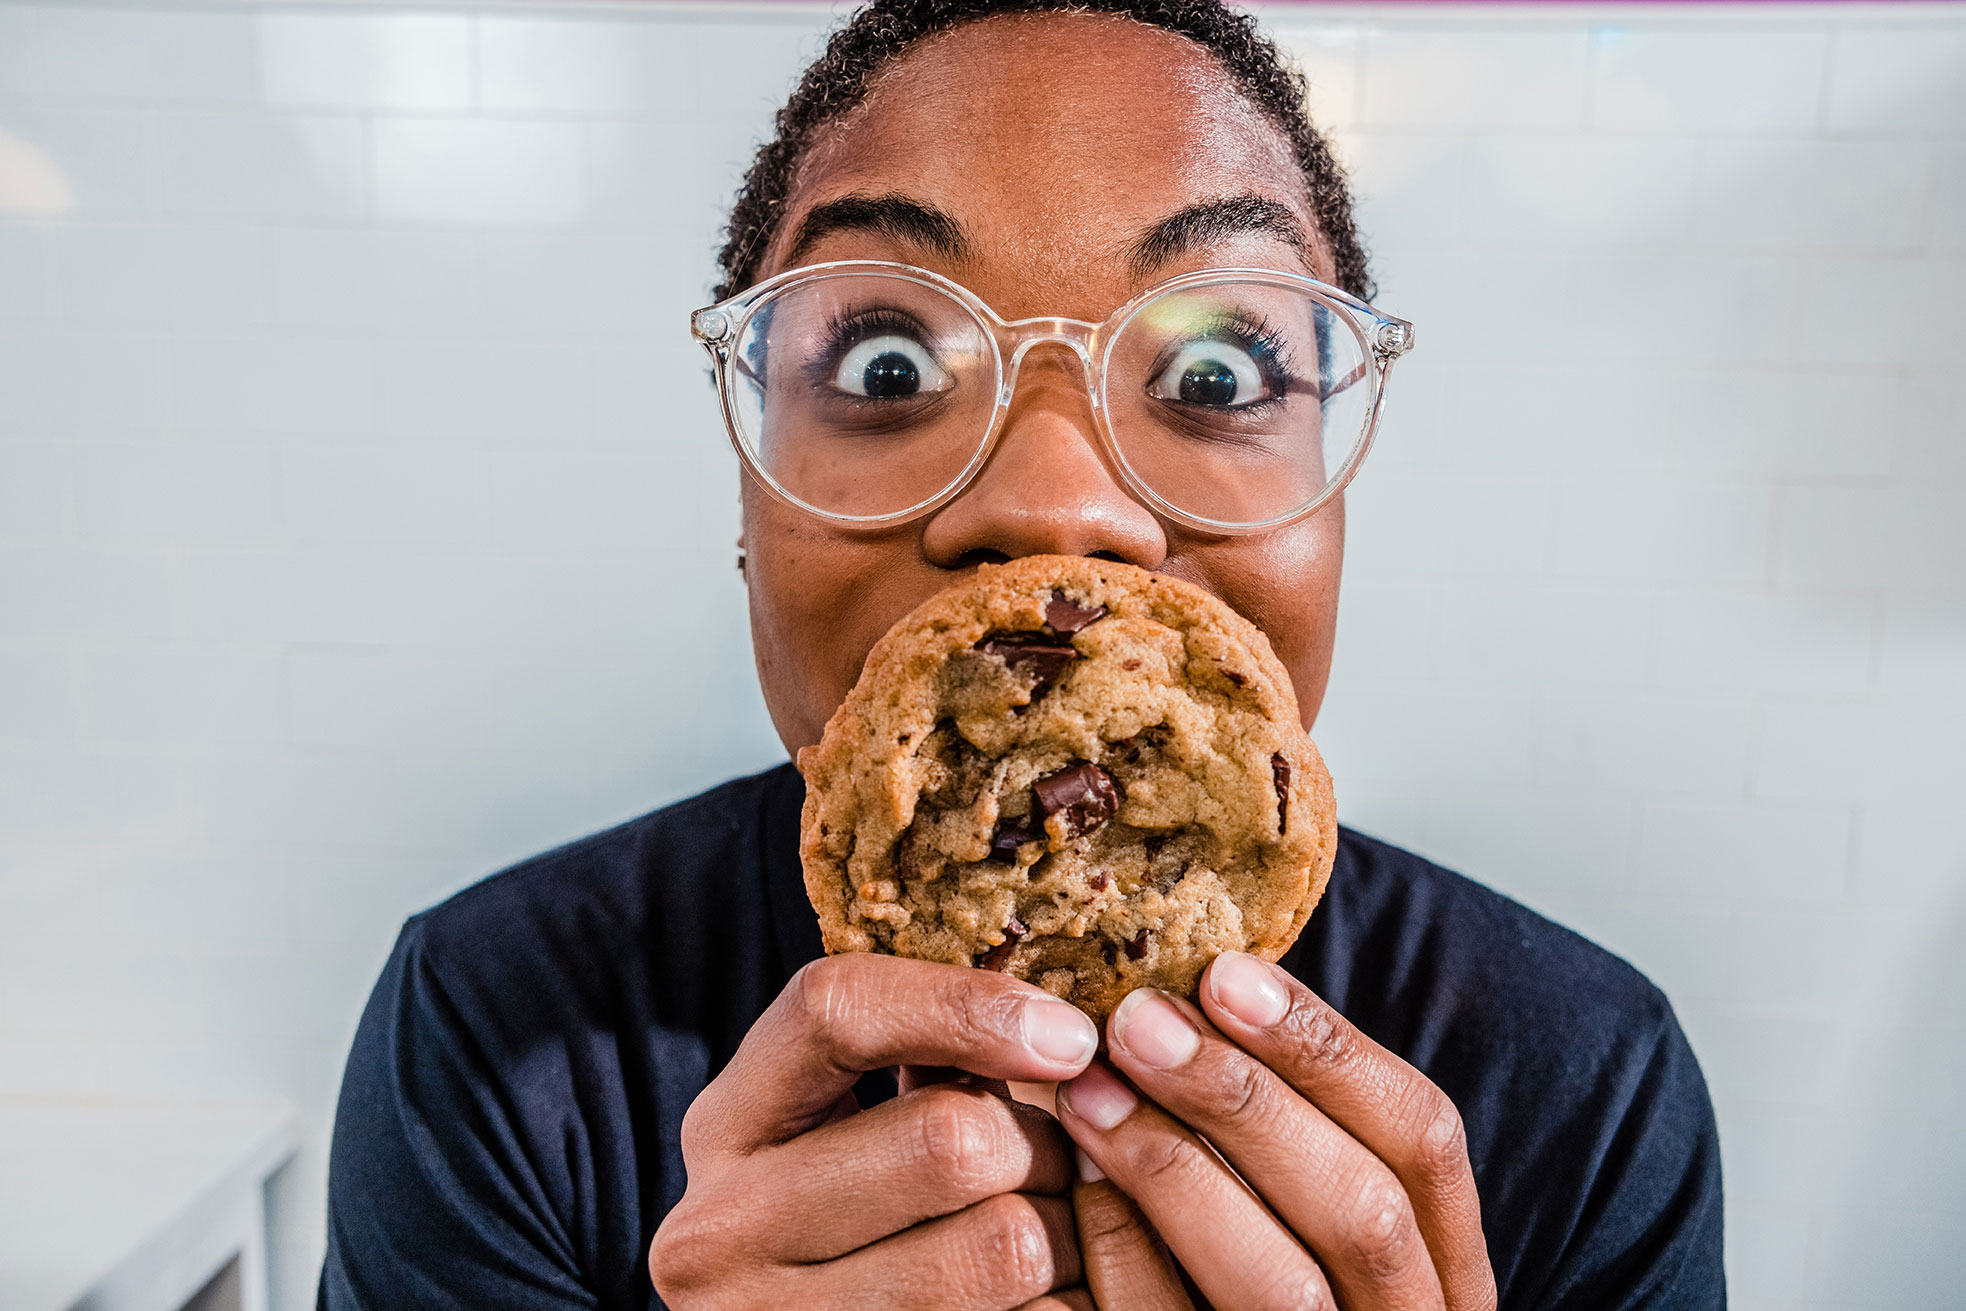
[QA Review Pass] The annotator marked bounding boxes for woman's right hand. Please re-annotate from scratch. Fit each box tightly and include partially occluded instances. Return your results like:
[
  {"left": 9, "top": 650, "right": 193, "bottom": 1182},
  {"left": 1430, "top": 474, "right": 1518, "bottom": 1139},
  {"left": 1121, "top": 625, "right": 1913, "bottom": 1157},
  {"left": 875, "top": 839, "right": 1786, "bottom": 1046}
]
[{"left": 649, "top": 954, "right": 1101, "bottom": 1309}]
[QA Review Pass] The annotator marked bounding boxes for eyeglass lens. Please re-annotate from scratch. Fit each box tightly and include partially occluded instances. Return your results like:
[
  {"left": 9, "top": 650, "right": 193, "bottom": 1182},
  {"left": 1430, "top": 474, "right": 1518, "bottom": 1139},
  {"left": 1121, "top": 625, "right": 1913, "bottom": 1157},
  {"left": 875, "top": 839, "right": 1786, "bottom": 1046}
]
[{"left": 724, "top": 272, "right": 1373, "bottom": 525}]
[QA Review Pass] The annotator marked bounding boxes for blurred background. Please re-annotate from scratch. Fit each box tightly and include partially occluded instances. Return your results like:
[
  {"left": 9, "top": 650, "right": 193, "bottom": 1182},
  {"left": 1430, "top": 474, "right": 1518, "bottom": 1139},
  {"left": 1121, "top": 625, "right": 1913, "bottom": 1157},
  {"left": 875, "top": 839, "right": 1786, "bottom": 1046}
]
[{"left": 0, "top": 1, "right": 1960, "bottom": 1308}]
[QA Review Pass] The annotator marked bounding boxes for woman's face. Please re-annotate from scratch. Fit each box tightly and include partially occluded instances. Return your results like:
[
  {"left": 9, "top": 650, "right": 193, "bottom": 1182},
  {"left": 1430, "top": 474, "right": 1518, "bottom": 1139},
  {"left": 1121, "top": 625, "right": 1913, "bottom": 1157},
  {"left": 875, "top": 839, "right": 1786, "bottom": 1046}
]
[{"left": 742, "top": 14, "right": 1346, "bottom": 753}]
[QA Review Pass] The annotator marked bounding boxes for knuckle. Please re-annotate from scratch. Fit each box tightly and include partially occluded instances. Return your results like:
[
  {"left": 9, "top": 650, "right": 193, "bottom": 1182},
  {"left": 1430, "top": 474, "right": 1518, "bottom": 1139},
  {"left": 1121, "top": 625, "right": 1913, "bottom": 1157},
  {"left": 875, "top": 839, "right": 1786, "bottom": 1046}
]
[
  {"left": 1207, "top": 1049, "right": 1271, "bottom": 1123},
  {"left": 966, "top": 1194, "right": 1056, "bottom": 1302},
  {"left": 786, "top": 958, "right": 829, "bottom": 1034},
  {"left": 677, "top": 1092, "right": 709, "bottom": 1160},
  {"left": 942, "top": 970, "right": 1024, "bottom": 1051},
  {"left": 1072, "top": 1193, "right": 1142, "bottom": 1249},
  {"left": 914, "top": 1086, "right": 1008, "bottom": 1195},
  {"left": 1280, "top": 994, "right": 1355, "bottom": 1070},
  {"left": 1412, "top": 1088, "right": 1471, "bottom": 1185},
  {"left": 1252, "top": 1269, "right": 1333, "bottom": 1311},
  {"left": 1125, "top": 1126, "right": 1209, "bottom": 1193},
  {"left": 1344, "top": 1172, "right": 1423, "bottom": 1284},
  {"left": 791, "top": 955, "right": 867, "bottom": 1060},
  {"left": 944, "top": 980, "right": 992, "bottom": 1048},
  {"left": 647, "top": 1204, "right": 715, "bottom": 1298}
]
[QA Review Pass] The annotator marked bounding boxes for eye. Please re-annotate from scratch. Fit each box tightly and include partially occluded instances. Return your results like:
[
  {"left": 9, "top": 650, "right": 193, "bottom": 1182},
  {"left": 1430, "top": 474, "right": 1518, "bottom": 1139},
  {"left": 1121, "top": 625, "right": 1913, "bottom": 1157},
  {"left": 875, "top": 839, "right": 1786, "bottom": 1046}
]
[
  {"left": 1147, "top": 340, "right": 1271, "bottom": 408},
  {"left": 831, "top": 333, "right": 951, "bottom": 399}
]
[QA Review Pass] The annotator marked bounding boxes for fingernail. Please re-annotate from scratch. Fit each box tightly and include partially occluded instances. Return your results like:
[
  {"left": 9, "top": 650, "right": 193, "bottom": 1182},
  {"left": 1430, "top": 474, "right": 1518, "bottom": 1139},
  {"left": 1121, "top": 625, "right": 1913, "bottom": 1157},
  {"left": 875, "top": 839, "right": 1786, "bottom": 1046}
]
[
  {"left": 1111, "top": 989, "right": 1199, "bottom": 1070},
  {"left": 1076, "top": 1146, "right": 1106, "bottom": 1183},
  {"left": 1211, "top": 947, "right": 1289, "bottom": 1029},
  {"left": 1209, "top": 951, "right": 1290, "bottom": 1027},
  {"left": 1023, "top": 997, "right": 1098, "bottom": 1068},
  {"left": 1060, "top": 1063, "right": 1137, "bottom": 1131}
]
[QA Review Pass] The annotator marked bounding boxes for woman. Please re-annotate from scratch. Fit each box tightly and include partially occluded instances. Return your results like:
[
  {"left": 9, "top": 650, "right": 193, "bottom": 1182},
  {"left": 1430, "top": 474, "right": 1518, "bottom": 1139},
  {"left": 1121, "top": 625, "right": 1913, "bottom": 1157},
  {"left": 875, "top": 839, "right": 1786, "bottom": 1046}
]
[{"left": 322, "top": 2, "right": 1723, "bottom": 1307}]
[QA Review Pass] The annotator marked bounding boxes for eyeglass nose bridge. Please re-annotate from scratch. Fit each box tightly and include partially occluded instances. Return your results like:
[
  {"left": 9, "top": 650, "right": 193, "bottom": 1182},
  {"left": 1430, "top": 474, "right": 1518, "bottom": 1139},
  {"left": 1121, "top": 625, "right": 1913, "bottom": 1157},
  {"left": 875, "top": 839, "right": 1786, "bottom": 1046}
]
[{"left": 997, "top": 316, "right": 1103, "bottom": 407}]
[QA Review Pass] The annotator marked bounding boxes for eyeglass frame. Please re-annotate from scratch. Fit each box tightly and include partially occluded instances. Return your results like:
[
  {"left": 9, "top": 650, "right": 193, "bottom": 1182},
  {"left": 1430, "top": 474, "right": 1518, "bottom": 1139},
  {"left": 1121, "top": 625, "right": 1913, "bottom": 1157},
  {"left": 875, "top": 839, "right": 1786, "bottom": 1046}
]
[{"left": 690, "top": 259, "right": 1415, "bottom": 536}]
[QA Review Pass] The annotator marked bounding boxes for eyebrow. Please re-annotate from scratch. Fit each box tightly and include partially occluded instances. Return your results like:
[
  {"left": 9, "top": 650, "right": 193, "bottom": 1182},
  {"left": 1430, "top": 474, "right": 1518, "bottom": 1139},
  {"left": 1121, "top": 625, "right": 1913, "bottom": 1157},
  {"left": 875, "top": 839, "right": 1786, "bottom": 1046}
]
[
  {"left": 781, "top": 193, "right": 972, "bottom": 270},
  {"left": 1126, "top": 195, "right": 1310, "bottom": 280}
]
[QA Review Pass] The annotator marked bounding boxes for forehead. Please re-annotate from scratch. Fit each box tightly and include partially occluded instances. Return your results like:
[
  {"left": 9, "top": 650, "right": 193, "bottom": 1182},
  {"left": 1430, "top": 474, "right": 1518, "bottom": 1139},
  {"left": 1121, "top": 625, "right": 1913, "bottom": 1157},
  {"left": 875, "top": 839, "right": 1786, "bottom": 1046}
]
[{"left": 770, "top": 14, "right": 1318, "bottom": 305}]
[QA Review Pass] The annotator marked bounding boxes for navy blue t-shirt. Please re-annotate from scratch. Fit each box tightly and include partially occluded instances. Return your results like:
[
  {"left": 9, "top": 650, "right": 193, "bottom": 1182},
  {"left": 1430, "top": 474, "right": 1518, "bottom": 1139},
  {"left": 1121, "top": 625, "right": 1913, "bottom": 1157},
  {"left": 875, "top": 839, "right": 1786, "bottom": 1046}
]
[{"left": 321, "top": 763, "right": 1724, "bottom": 1309}]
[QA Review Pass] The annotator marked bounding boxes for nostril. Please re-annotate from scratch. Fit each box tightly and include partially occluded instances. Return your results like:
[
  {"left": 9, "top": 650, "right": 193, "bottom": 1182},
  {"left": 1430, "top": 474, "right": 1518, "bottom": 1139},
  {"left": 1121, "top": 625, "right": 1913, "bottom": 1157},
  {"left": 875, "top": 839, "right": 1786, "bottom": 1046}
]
[
  {"left": 1087, "top": 550, "right": 1127, "bottom": 563},
  {"left": 950, "top": 547, "right": 1012, "bottom": 570}
]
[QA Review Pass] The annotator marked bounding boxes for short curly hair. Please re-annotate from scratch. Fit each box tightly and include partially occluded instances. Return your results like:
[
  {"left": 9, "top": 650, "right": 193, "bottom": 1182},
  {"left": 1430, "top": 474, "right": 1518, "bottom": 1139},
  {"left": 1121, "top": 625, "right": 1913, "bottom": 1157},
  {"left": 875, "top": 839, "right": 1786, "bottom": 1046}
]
[{"left": 715, "top": 0, "right": 1371, "bottom": 303}]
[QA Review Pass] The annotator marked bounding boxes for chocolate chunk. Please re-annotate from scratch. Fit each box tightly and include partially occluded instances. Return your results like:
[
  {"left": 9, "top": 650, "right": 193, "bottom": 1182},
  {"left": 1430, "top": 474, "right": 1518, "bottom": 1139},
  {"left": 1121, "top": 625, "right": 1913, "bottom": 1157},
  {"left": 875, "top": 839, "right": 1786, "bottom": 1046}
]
[
  {"left": 1143, "top": 833, "right": 1167, "bottom": 860},
  {"left": 1124, "top": 928, "right": 1150, "bottom": 960},
  {"left": 1272, "top": 752, "right": 1291, "bottom": 834},
  {"left": 1045, "top": 591, "right": 1107, "bottom": 635},
  {"left": 1033, "top": 762, "right": 1120, "bottom": 838},
  {"left": 988, "top": 818, "right": 1043, "bottom": 863},
  {"left": 1087, "top": 871, "right": 1109, "bottom": 891},
  {"left": 975, "top": 915, "right": 1026, "bottom": 971},
  {"left": 976, "top": 634, "right": 1079, "bottom": 689}
]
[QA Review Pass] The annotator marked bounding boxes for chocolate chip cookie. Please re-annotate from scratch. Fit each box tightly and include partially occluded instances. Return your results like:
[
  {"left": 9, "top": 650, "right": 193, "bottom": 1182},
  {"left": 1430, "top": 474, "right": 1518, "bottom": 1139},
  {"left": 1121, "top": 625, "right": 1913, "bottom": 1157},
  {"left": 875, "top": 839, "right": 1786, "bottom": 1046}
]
[{"left": 798, "top": 555, "right": 1336, "bottom": 1021}]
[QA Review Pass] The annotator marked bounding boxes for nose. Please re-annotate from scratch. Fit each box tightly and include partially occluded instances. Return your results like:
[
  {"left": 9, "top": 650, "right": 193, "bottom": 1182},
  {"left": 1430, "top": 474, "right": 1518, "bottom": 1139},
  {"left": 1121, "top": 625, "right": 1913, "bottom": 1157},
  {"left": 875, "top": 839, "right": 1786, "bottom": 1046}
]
[{"left": 920, "top": 347, "right": 1168, "bottom": 568}]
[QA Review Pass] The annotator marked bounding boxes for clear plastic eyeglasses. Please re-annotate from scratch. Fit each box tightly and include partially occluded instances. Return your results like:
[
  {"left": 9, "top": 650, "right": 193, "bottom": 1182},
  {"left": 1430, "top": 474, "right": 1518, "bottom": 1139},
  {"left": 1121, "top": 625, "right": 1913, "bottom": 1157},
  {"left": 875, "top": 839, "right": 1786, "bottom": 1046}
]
[{"left": 690, "top": 260, "right": 1414, "bottom": 534}]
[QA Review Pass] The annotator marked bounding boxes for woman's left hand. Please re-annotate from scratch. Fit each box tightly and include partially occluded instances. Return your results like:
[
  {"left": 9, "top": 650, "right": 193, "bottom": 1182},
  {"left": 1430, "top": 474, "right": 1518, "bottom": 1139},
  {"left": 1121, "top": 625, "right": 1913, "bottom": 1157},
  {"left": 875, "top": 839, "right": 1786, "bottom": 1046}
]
[{"left": 1057, "top": 951, "right": 1498, "bottom": 1311}]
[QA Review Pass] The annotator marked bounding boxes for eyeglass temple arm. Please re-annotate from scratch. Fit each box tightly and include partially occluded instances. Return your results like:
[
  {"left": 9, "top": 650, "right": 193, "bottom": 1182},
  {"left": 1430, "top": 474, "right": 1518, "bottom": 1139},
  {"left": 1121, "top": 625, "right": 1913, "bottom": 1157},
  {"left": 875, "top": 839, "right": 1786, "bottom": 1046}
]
[{"left": 1322, "top": 358, "right": 1370, "bottom": 401}]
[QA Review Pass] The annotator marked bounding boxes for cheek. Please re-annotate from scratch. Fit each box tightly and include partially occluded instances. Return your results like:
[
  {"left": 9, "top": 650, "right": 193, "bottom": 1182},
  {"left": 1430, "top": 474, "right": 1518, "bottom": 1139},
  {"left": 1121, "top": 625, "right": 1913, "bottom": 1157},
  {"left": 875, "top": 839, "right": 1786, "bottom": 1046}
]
[
  {"left": 741, "top": 483, "right": 929, "bottom": 751},
  {"left": 1177, "top": 504, "right": 1344, "bottom": 730},
  {"left": 742, "top": 491, "right": 848, "bottom": 744}
]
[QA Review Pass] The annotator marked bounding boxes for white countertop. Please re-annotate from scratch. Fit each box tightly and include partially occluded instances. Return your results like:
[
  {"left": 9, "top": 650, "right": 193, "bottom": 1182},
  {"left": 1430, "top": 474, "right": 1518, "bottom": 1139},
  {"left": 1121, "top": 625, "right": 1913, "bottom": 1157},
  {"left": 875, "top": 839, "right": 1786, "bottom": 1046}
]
[{"left": 0, "top": 1097, "right": 297, "bottom": 1311}]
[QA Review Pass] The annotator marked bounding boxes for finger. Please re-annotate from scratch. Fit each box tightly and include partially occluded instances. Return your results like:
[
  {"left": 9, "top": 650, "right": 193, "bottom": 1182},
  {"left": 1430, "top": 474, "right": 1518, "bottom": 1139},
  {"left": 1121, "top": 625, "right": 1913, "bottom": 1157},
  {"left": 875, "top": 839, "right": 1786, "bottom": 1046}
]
[
  {"left": 1202, "top": 953, "right": 1495, "bottom": 1311},
  {"left": 722, "top": 1081, "right": 1072, "bottom": 1261},
  {"left": 819, "top": 1087, "right": 860, "bottom": 1127},
  {"left": 1073, "top": 1151, "right": 1195, "bottom": 1311},
  {"left": 686, "top": 954, "right": 1098, "bottom": 1156},
  {"left": 1014, "top": 1293, "right": 1096, "bottom": 1311},
  {"left": 901, "top": 1064, "right": 1014, "bottom": 1098},
  {"left": 1057, "top": 1063, "right": 1335, "bottom": 1311},
  {"left": 802, "top": 1192, "right": 1083, "bottom": 1310},
  {"left": 1108, "top": 988, "right": 1442, "bottom": 1309}
]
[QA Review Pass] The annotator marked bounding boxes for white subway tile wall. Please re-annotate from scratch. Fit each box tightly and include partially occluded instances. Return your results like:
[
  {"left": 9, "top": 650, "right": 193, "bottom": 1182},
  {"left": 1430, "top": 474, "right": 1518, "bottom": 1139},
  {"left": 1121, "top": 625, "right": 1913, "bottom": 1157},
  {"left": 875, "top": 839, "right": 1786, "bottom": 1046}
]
[{"left": 0, "top": 3, "right": 1960, "bottom": 1308}]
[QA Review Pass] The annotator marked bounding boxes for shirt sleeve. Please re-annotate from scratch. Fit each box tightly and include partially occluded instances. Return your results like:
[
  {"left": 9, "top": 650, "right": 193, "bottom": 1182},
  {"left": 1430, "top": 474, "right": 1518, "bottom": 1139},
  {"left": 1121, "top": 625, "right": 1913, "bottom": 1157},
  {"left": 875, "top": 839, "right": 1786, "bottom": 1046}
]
[
  {"left": 319, "top": 919, "right": 597, "bottom": 1311},
  {"left": 1531, "top": 1005, "right": 1727, "bottom": 1311}
]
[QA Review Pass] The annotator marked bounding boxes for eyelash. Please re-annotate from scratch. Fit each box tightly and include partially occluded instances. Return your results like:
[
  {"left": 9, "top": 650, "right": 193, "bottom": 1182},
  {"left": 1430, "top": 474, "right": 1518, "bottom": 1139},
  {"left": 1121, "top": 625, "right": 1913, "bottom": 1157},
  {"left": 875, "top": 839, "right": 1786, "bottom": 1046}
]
[
  {"left": 808, "top": 308, "right": 934, "bottom": 384},
  {"left": 1167, "top": 314, "right": 1301, "bottom": 400}
]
